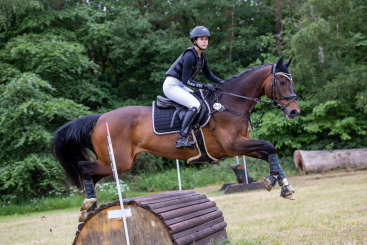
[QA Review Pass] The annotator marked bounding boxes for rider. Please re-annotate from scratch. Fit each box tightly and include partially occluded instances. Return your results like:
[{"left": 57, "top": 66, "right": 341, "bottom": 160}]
[{"left": 164, "top": 26, "right": 225, "bottom": 149}]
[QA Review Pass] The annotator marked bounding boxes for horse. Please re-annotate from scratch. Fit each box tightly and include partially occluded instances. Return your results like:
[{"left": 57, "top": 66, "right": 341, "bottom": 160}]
[{"left": 52, "top": 56, "right": 300, "bottom": 217}]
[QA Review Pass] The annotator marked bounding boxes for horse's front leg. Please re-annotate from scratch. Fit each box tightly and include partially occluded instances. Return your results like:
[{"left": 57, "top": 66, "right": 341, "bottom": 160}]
[{"left": 234, "top": 137, "right": 295, "bottom": 200}]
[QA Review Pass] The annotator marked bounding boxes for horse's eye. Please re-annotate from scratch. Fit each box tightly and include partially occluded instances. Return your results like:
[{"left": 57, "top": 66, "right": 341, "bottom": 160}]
[{"left": 280, "top": 80, "right": 285, "bottom": 85}]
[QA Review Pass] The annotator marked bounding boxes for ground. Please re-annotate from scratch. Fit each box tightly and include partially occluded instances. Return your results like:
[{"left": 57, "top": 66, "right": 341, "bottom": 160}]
[{"left": 1, "top": 169, "right": 366, "bottom": 245}]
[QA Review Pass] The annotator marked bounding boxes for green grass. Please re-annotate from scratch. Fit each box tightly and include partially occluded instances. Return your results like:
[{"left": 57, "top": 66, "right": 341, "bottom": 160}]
[
  {"left": 0, "top": 156, "right": 298, "bottom": 216},
  {"left": 2, "top": 170, "right": 367, "bottom": 245}
]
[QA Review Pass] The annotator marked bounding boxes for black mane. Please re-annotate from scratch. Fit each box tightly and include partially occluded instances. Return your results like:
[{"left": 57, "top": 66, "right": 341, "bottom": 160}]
[{"left": 225, "top": 63, "right": 273, "bottom": 83}]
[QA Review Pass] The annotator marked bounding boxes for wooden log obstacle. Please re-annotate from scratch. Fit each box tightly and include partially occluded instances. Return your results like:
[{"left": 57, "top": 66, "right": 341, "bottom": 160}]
[
  {"left": 220, "top": 156, "right": 266, "bottom": 194},
  {"left": 73, "top": 190, "right": 227, "bottom": 245},
  {"left": 294, "top": 148, "right": 367, "bottom": 175}
]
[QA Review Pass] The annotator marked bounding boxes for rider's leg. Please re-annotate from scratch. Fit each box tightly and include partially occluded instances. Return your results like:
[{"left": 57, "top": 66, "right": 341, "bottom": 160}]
[
  {"left": 175, "top": 106, "right": 199, "bottom": 149},
  {"left": 163, "top": 77, "right": 201, "bottom": 149},
  {"left": 163, "top": 77, "right": 201, "bottom": 108}
]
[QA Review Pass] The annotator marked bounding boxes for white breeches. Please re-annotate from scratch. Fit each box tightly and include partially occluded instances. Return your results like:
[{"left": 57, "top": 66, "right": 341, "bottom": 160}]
[{"left": 163, "top": 77, "right": 201, "bottom": 109}]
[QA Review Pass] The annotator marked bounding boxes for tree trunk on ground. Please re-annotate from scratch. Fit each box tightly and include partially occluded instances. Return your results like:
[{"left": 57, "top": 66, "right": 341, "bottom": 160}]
[{"left": 294, "top": 148, "right": 367, "bottom": 175}]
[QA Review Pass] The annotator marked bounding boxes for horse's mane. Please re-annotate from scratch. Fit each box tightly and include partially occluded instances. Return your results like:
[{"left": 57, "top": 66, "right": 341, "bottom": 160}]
[{"left": 224, "top": 63, "right": 273, "bottom": 83}]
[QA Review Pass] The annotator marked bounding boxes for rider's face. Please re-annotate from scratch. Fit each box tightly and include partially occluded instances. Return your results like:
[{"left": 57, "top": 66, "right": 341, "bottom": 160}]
[{"left": 195, "top": 36, "right": 209, "bottom": 49}]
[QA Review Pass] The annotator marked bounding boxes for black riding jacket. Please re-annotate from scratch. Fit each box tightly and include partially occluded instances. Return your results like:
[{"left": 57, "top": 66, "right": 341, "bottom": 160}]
[{"left": 165, "top": 47, "right": 222, "bottom": 88}]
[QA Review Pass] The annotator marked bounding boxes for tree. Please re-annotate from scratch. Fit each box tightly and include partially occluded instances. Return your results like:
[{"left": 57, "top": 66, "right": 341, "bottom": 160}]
[{"left": 251, "top": 0, "right": 367, "bottom": 155}]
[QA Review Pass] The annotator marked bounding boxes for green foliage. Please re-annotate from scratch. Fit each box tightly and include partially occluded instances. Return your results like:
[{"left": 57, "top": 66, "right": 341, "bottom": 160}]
[
  {"left": 0, "top": 69, "right": 90, "bottom": 201},
  {"left": 126, "top": 164, "right": 234, "bottom": 192},
  {"left": 251, "top": 0, "right": 367, "bottom": 154},
  {"left": 0, "top": 195, "right": 84, "bottom": 216},
  {"left": 0, "top": 0, "right": 43, "bottom": 30},
  {"left": 0, "top": 33, "right": 110, "bottom": 107},
  {"left": 0, "top": 70, "right": 88, "bottom": 162},
  {"left": 0, "top": 154, "right": 65, "bottom": 203}
]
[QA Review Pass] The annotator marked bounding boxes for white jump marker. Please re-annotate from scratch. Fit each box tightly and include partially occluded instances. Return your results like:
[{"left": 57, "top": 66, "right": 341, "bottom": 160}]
[
  {"left": 176, "top": 159, "right": 182, "bottom": 191},
  {"left": 107, "top": 209, "right": 132, "bottom": 219},
  {"left": 243, "top": 156, "right": 248, "bottom": 184},
  {"left": 106, "top": 123, "right": 131, "bottom": 245}
]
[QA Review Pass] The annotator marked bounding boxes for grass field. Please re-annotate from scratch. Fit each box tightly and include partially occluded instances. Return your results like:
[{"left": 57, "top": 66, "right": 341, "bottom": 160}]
[{"left": 1, "top": 169, "right": 366, "bottom": 245}]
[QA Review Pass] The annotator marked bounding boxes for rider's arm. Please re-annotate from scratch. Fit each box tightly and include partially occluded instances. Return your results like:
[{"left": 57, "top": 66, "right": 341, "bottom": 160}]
[
  {"left": 202, "top": 59, "right": 225, "bottom": 85},
  {"left": 182, "top": 52, "right": 206, "bottom": 89}
]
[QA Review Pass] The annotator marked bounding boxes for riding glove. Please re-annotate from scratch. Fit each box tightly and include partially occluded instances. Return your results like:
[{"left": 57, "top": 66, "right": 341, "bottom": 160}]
[{"left": 205, "top": 83, "right": 215, "bottom": 92}]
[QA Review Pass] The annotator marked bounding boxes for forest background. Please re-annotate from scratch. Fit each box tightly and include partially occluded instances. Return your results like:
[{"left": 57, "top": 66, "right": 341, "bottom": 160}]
[{"left": 0, "top": 0, "right": 366, "bottom": 205}]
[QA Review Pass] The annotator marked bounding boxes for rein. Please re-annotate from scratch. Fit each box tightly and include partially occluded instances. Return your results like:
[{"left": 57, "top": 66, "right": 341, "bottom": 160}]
[{"left": 207, "top": 64, "right": 298, "bottom": 132}]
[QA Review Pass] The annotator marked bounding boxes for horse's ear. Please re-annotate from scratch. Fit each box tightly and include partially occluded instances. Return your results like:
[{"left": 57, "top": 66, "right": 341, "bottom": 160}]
[
  {"left": 285, "top": 56, "right": 293, "bottom": 68},
  {"left": 275, "top": 56, "right": 283, "bottom": 70}
]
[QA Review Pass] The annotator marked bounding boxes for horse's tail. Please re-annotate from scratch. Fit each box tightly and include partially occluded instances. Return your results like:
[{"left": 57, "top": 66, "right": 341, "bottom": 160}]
[{"left": 52, "top": 114, "right": 102, "bottom": 189}]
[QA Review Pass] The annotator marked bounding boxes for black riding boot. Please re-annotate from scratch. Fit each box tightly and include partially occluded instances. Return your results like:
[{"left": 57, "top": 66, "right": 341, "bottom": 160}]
[{"left": 176, "top": 107, "right": 199, "bottom": 150}]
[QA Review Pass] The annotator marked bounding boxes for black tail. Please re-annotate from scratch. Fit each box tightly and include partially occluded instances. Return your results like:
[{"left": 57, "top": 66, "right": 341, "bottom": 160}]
[{"left": 52, "top": 114, "right": 102, "bottom": 189}]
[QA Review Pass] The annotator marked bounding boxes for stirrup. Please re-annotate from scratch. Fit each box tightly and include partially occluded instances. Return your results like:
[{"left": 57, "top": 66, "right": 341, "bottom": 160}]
[{"left": 175, "top": 137, "right": 196, "bottom": 150}]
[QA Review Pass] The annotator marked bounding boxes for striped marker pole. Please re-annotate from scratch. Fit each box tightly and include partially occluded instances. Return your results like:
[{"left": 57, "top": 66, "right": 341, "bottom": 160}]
[
  {"left": 243, "top": 156, "right": 248, "bottom": 184},
  {"left": 236, "top": 155, "right": 240, "bottom": 165},
  {"left": 176, "top": 159, "right": 182, "bottom": 191},
  {"left": 106, "top": 123, "right": 130, "bottom": 245}
]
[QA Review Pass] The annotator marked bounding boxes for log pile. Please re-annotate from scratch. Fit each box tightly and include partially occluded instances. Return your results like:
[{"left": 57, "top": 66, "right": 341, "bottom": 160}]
[{"left": 73, "top": 190, "right": 227, "bottom": 245}]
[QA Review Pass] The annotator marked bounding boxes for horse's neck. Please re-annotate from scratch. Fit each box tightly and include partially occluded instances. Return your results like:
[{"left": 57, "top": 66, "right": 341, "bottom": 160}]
[{"left": 221, "top": 68, "right": 269, "bottom": 114}]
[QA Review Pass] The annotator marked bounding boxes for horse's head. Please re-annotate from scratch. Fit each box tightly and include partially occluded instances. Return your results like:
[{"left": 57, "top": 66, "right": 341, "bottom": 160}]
[{"left": 264, "top": 57, "right": 300, "bottom": 120}]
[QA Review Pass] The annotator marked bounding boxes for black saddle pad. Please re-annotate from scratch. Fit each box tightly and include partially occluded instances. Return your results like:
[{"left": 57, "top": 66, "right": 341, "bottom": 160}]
[{"left": 152, "top": 90, "right": 211, "bottom": 135}]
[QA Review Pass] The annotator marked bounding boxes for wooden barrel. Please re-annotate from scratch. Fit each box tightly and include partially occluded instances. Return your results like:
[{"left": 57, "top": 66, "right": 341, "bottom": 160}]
[
  {"left": 73, "top": 190, "right": 227, "bottom": 245},
  {"left": 294, "top": 148, "right": 367, "bottom": 175}
]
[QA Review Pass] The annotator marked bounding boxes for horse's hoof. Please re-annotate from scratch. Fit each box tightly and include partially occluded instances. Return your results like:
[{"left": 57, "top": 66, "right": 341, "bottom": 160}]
[
  {"left": 79, "top": 210, "right": 88, "bottom": 222},
  {"left": 80, "top": 198, "right": 97, "bottom": 211},
  {"left": 264, "top": 175, "right": 277, "bottom": 192},
  {"left": 283, "top": 193, "right": 296, "bottom": 200},
  {"left": 280, "top": 185, "right": 295, "bottom": 200}
]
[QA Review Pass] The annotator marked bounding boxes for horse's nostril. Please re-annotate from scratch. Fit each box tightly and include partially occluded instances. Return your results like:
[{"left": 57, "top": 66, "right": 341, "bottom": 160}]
[{"left": 290, "top": 110, "right": 297, "bottom": 116}]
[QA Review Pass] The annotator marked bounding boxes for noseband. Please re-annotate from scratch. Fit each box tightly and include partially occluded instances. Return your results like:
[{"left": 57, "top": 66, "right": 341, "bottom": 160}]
[{"left": 208, "top": 64, "right": 298, "bottom": 132}]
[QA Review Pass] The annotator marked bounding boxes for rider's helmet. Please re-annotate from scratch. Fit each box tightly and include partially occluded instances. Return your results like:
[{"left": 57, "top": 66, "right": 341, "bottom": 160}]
[
  {"left": 190, "top": 26, "right": 211, "bottom": 43},
  {"left": 190, "top": 26, "right": 210, "bottom": 50}
]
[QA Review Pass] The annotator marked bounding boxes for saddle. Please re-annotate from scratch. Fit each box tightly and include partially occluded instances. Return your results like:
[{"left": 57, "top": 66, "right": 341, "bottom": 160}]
[
  {"left": 152, "top": 89, "right": 225, "bottom": 164},
  {"left": 152, "top": 90, "right": 210, "bottom": 135}
]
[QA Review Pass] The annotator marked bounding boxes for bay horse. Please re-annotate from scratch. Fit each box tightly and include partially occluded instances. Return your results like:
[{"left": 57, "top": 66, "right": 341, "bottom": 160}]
[{"left": 52, "top": 56, "right": 300, "bottom": 215}]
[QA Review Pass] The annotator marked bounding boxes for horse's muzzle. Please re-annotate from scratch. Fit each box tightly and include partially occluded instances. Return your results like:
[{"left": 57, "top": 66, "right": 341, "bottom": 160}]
[{"left": 284, "top": 108, "right": 300, "bottom": 120}]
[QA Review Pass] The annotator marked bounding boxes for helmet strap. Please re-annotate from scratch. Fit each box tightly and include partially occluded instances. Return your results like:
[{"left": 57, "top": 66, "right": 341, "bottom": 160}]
[{"left": 194, "top": 42, "right": 206, "bottom": 50}]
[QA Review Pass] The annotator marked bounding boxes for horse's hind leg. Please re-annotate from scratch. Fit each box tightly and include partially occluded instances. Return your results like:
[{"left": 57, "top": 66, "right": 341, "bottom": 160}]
[{"left": 78, "top": 160, "right": 113, "bottom": 221}]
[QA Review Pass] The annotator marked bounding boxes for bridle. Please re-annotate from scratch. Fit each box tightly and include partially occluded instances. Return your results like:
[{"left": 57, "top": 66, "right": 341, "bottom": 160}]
[
  {"left": 269, "top": 64, "right": 297, "bottom": 111},
  {"left": 207, "top": 64, "right": 298, "bottom": 132}
]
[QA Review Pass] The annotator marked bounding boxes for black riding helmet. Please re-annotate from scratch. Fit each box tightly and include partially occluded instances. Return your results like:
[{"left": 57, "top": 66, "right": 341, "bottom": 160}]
[{"left": 190, "top": 26, "right": 211, "bottom": 50}]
